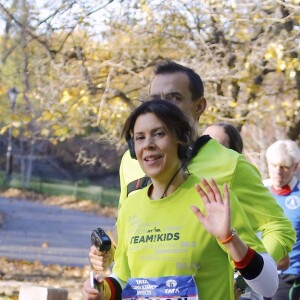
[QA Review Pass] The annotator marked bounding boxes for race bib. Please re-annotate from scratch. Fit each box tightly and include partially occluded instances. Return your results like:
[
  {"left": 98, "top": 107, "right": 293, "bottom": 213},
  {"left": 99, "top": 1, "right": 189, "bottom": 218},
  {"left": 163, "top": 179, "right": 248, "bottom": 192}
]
[{"left": 122, "top": 275, "right": 199, "bottom": 300}]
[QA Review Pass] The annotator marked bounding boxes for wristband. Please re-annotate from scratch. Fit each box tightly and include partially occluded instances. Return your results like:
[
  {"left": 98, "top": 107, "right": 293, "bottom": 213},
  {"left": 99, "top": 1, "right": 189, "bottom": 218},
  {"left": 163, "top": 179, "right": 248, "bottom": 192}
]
[
  {"left": 218, "top": 229, "right": 236, "bottom": 244},
  {"left": 103, "top": 278, "right": 113, "bottom": 300},
  {"left": 106, "top": 277, "right": 122, "bottom": 300},
  {"left": 233, "top": 246, "right": 255, "bottom": 269}
]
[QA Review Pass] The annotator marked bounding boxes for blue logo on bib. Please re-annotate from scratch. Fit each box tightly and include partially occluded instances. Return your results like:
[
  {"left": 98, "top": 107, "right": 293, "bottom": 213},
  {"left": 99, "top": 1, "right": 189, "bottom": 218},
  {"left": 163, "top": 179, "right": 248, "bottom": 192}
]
[{"left": 122, "top": 275, "right": 198, "bottom": 300}]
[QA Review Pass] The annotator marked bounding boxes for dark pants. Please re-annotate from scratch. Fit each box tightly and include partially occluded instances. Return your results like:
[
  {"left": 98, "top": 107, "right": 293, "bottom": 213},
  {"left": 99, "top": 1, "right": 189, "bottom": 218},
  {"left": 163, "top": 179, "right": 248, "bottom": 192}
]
[{"left": 264, "top": 274, "right": 300, "bottom": 300}]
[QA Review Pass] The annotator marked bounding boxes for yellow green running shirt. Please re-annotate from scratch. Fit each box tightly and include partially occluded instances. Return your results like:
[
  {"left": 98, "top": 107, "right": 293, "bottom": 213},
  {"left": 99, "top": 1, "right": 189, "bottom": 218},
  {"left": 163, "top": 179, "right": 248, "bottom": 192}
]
[
  {"left": 118, "top": 138, "right": 295, "bottom": 262},
  {"left": 113, "top": 174, "right": 266, "bottom": 300}
]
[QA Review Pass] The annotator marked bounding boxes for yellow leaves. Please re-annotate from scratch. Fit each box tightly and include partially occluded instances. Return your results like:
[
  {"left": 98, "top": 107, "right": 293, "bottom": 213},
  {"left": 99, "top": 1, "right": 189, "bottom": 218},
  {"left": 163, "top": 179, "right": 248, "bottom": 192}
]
[
  {"left": 281, "top": 101, "right": 289, "bottom": 108},
  {"left": 209, "top": 106, "right": 219, "bottom": 114},
  {"left": 53, "top": 125, "right": 69, "bottom": 137},
  {"left": 276, "top": 60, "right": 286, "bottom": 71},
  {"left": 276, "top": 114, "right": 281, "bottom": 123},
  {"left": 42, "top": 111, "right": 53, "bottom": 121},
  {"left": 80, "top": 95, "right": 89, "bottom": 106},
  {"left": 248, "top": 101, "right": 259, "bottom": 110},
  {"left": 61, "top": 90, "right": 73, "bottom": 104},
  {"left": 264, "top": 43, "right": 284, "bottom": 60},
  {"left": 247, "top": 84, "right": 260, "bottom": 95},
  {"left": 140, "top": 0, "right": 152, "bottom": 20},
  {"left": 59, "top": 136, "right": 66, "bottom": 142},
  {"left": 230, "top": 25, "right": 252, "bottom": 42},
  {"left": 277, "top": 98, "right": 299, "bottom": 119},
  {"left": 60, "top": 89, "right": 94, "bottom": 116},
  {"left": 229, "top": 100, "right": 237, "bottom": 108},
  {"left": 290, "top": 70, "right": 296, "bottom": 78},
  {"left": 111, "top": 129, "right": 118, "bottom": 136},
  {"left": 0, "top": 125, "right": 9, "bottom": 135},
  {"left": 78, "top": 16, "right": 84, "bottom": 24},
  {"left": 21, "top": 115, "right": 32, "bottom": 124},
  {"left": 244, "top": 62, "right": 250, "bottom": 70},
  {"left": 11, "top": 121, "right": 21, "bottom": 128},
  {"left": 41, "top": 128, "right": 50, "bottom": 137},
  {"left": 0, "top": 86, "right": 8, "bottom": 95},
  {"left": 238, "top": 70, "right": 251, "bottom": 83},
  {"left": 286, "top": 120, "right": 293, "bottom": 128},
  {"left": 253, "top": 11, "right": 263, "bottom": 22},
  {"left": 290, "top": 58, "right": 300, "bottom": 68},
  {"left": 89, "top": 106, "right": 98, "bottom": 115},
  {"left": 264, "top": 49, "right": 275, "bottom": 60},
  {"left": 2, "top": 1, "right": 299, "bottom": 148},
  {"left": 69, "top": 102, "right": 79, "bottom": 114}
]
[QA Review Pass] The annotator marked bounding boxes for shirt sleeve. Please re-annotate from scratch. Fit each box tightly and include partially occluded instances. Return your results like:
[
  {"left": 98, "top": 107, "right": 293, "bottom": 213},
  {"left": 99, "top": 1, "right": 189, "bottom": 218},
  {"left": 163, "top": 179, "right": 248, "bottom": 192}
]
[
  {"left": 244, "top": 253, "right": 278, "bottom": 297},
  {"left": 222, "top": 190, "right": 266, "bottom": 254},
  {"left": 231, "top": 155, "right": 296, "bottom": 262}
]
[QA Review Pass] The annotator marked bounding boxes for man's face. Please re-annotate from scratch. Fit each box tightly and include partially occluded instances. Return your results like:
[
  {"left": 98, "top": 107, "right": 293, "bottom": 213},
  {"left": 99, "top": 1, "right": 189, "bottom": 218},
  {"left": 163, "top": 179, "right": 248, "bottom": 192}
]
[
  {"left": 267, "top": 159, "right": 298, "bottom": 189},
  {"left": 149, "top": 72, "right": 205, "bottom": 122}
]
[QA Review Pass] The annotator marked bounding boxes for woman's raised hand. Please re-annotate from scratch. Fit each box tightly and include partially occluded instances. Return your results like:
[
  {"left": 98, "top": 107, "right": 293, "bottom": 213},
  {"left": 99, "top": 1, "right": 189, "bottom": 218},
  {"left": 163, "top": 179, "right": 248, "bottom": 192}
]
[{"left": 190, "top": 178, "right": 231, "bottom": 242}]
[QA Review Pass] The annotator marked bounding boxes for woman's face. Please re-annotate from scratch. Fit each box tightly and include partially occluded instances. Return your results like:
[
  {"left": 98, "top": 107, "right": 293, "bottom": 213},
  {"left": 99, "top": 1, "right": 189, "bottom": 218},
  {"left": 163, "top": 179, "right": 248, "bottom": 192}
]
[{"left": 133, "top": 112, "right": 181, "bottom": 182}]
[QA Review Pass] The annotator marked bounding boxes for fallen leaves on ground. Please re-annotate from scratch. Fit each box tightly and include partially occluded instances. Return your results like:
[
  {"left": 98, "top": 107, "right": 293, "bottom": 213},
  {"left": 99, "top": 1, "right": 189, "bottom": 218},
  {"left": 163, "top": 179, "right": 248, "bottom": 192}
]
[
  {"left": 0, "top": 188, "right": 118, "bottom": 218},
  {"left": 0, "top": 257, "right": 90, "bottom": 299}
]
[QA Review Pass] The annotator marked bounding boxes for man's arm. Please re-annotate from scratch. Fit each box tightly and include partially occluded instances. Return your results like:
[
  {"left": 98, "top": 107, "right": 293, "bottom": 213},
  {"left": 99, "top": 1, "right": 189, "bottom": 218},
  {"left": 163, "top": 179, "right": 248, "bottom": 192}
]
[{"left": 232, "top": 156, "right": 296, "bottom": 262}]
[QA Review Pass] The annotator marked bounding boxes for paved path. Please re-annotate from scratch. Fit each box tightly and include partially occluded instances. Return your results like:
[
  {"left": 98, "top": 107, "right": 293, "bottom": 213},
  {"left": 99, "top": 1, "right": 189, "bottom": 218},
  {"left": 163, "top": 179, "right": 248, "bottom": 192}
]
[{"left": 0, "top": 197, "right": 116, "bottom": 267}]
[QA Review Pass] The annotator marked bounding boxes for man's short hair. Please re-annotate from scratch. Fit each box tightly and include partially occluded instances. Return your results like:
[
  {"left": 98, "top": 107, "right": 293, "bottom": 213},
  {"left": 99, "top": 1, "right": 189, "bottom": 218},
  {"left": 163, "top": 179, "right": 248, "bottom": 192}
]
[{"left": 154, "top": 60, "right": 204, "bottom": 100}]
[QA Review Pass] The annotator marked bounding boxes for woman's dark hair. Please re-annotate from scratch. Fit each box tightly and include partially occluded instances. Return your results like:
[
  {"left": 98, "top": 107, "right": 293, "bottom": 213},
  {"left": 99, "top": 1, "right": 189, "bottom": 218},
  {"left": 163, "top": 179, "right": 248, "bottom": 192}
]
[
  {"left": 154, "top": 60, "right": 204, "bottom": 100},
  {"left": 122, "top": 99, "right": 196, "bottom": 160},
  {"left": 215, "top": 122, "right": 244, "bottom": 154}
]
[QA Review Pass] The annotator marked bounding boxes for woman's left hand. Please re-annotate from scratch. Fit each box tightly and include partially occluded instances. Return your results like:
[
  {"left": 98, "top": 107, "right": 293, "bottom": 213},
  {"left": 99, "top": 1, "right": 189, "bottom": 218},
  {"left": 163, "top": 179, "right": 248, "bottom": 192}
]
[{"left": 191, "top": 178, "right": 231, "bottom": 241}]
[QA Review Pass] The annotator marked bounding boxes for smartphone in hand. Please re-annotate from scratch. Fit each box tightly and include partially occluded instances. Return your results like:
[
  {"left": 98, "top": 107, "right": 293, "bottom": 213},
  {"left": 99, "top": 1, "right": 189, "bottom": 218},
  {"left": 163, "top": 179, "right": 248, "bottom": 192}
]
[{"left": 90, "top": 271, "right": 104, "bottom": 291}]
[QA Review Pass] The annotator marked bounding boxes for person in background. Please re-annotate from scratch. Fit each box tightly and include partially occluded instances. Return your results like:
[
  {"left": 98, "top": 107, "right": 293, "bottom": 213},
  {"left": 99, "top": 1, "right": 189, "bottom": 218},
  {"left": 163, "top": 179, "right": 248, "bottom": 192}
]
[
  {"left": 202, "top": 122, "right": 243, "bottom": 154},
  {"left": 82, "top": 99, "right": 278, "bottom": 300},
  {"left": 263, "top": 140, "right": 300, "bottom": 300}
]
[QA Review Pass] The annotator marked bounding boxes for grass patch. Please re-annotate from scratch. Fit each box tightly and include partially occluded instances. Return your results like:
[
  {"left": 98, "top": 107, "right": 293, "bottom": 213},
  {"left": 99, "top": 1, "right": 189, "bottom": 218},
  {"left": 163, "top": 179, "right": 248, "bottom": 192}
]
[{"left": 0, "top": 172, "right": 119, "bottom": 207}]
